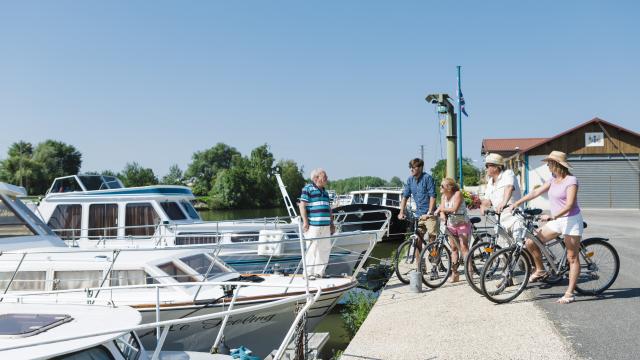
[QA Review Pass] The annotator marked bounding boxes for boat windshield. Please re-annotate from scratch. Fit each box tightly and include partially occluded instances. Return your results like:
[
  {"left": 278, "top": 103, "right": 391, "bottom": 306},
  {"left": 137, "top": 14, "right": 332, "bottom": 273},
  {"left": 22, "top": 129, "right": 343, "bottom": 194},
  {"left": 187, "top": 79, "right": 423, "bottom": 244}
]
[
  {"left": 180, "top": 200, "right": 201, "bottom": 220},
  {"left": 179, "top": 253, "right": 229, "bottom": 280},
  {"left": 78, "top": 175, "right": 124, "bottom": 190},
  {"left": 366, "top": 193, "right": 384, "bottom": 206},
  {"left": 0, "top": 195, "right": 55, "bottom": 238}
]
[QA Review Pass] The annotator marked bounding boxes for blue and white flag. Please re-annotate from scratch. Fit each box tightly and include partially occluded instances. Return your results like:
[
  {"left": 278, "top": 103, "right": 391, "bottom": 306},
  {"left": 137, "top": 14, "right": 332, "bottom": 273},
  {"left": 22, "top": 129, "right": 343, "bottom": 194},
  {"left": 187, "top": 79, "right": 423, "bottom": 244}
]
[{"left": 460, "top": 91, "right": 469, "bottom": 117}]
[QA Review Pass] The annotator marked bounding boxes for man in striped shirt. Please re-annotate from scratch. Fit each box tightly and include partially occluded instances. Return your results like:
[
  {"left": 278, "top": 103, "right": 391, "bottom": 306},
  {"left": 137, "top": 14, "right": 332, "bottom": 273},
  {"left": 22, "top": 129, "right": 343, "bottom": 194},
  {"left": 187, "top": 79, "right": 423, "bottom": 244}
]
[{"left": 299, "top": 168, "right": 335, "bottom": 278}]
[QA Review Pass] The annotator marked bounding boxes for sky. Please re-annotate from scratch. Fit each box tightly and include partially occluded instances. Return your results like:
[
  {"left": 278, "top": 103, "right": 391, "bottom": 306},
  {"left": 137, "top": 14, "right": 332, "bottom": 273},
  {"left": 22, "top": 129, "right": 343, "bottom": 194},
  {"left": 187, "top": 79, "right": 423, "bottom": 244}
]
[{"left": 1, "top": 1, "right": 638, "bottom": 182}]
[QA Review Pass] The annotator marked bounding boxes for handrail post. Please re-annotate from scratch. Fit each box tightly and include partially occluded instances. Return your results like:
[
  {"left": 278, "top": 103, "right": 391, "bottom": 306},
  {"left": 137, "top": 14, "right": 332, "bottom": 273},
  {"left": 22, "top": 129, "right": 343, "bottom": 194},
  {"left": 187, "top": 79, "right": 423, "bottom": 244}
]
[
  {"left": 1, "top": 252, "right": 27, "bottom": 302},
  {"left": 156, "top": 285, "right": 161, "bottom": 342},
  {"left": 211, "top": 285, "right": 241, "bottom": 353},
  {"left": 297, "top": 217, "right": 310, "bottom": 296}
]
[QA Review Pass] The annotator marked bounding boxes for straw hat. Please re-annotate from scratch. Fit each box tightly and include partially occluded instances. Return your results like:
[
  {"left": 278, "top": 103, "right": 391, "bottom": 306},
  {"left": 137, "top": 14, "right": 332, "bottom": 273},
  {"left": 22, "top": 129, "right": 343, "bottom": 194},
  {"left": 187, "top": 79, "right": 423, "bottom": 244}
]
[
  {"left": 484, "top": 153, "right": 504, "bottom": 166},
  {"left": 542, "top": 150, "right": 572, "bottom": 169}
]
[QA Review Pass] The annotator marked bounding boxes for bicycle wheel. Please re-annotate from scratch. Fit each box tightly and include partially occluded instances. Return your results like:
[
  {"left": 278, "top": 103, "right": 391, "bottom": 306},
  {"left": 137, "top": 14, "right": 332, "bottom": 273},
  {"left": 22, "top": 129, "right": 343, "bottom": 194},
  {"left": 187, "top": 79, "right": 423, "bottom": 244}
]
[
  {"left": 480, "top": 247, "right": 531, "bottom": 304},
  {"left": 575, "top": 238, "right": 620, "bottom": 295},
  {"left": 419, "top": 241, "right": 452, "bottom": 288},
  {"left": 464, "top": 239, "right": 501, "bottom": 295},
  {"left": 394, "top": 237, "right": 421, "bottom": 284}
]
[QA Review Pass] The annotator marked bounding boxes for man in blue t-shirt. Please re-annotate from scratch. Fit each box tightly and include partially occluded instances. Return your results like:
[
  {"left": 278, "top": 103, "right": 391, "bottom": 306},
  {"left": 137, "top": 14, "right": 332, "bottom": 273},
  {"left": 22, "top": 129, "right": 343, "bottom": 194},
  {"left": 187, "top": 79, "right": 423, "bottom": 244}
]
[
  {"left": 398, "top": 158, "right": 438, "bottom": 243},
  {"left": 299, "top": 168, "right": 334, "bottom": 278}
]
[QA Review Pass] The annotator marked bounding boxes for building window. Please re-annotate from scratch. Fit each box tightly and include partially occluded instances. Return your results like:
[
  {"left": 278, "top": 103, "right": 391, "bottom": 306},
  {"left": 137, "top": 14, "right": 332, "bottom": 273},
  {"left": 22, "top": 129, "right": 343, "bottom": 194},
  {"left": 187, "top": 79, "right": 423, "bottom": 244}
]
[
  {"left": 125, "top": 203, "right": 160, "bottom": 236},
  {"left": 88, "top": 204, "right": 118, "bottom": 239},
  {"left": 47, "top": 205, "right": 82, "bottom": 240}
]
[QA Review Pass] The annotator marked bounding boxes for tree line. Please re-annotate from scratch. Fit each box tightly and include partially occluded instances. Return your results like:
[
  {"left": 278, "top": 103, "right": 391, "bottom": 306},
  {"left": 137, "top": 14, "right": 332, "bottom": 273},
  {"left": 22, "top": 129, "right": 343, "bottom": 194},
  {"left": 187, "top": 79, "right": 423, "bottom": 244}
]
[{"left": 0, "top": 140, "right": 481, "bottom": 209}]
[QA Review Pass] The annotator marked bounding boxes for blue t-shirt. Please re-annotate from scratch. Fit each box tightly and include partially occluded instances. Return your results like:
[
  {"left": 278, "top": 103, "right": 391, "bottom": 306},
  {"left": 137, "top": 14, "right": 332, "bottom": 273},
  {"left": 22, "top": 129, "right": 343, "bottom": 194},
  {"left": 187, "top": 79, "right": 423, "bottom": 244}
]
[
  {"left": 403, "top": 172, "right": 437, "bottom": 216},
  {"left": 299, "top": 183, "right": 332, "bottom": 226}
]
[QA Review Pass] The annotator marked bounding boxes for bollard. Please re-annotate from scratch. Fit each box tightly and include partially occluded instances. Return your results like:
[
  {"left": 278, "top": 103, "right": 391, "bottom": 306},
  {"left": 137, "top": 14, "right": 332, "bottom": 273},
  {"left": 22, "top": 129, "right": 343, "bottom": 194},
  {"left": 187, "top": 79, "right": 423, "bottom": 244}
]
[{"left": 409, "top": 270, "right": 422, "bottom": 293}]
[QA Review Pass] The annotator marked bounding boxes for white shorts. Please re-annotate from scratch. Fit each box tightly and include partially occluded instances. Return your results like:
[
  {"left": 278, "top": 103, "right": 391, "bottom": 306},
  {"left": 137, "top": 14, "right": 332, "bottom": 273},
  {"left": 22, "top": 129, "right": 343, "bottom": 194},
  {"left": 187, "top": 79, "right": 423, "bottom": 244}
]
[{"left": 544, "top": 213, "right": 584, "bottom": 236}]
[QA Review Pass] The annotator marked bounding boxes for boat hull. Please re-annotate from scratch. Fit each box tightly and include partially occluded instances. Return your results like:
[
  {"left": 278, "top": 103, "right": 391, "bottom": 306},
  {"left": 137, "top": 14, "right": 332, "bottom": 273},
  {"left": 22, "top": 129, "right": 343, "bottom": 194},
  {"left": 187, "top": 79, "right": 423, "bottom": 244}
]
[{"left": 135, "top": 284, "right": 352, "bottom": 358}]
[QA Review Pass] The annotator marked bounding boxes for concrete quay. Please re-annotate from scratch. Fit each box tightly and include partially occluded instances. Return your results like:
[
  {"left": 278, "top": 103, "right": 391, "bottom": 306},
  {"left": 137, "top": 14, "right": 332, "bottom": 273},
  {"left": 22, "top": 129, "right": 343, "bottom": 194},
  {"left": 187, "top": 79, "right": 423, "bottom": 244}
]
[{"left": 341, "top": 275, "right": 580, "bottom": 360}]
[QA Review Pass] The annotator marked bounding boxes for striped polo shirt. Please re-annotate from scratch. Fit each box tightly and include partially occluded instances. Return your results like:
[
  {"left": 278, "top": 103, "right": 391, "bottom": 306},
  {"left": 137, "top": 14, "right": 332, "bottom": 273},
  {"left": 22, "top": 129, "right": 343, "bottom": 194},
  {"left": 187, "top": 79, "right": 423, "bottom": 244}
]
[{"left": 299, "top": 183, "right": 332, "bottom": 226}]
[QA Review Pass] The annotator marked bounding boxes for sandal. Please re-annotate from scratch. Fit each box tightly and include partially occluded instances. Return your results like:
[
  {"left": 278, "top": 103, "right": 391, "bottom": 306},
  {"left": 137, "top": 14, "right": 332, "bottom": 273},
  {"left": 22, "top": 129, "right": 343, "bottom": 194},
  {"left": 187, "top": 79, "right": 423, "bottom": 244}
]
[
  {"left": 556, "top": 294, "right": 576, "bottom": 304},
  {"left": 528, "top": 271, "right": 548, "bottom": 283}
]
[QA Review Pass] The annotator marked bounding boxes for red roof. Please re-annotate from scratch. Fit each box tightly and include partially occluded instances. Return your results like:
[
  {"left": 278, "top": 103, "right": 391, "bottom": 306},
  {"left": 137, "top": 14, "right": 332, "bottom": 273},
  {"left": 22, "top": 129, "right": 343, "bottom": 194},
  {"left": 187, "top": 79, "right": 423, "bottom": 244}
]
[
  {"left": 482, "top": 138, "right": 548, "bottom": 153},
  {"left": 520, "top": 117, "right": 640, "bottom": 152}
]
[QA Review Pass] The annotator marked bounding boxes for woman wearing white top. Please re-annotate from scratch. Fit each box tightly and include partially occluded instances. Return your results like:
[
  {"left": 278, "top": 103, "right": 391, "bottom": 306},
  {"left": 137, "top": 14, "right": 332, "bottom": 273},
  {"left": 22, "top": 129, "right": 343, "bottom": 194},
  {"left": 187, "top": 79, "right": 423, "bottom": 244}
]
[{"left": 435, "top": 178, "right": 471, "bottom": 283}]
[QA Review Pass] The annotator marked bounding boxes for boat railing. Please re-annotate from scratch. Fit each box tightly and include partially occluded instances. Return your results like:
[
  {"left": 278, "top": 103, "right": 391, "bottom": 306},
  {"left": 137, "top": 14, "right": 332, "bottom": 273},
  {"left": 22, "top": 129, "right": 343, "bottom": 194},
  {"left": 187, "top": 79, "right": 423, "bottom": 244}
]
[
  {"left": 0, "top": 280, "right": 323, "bottom": 360},
  {"left": 50, "top": 209, "right": 390, "bottom": 246}
]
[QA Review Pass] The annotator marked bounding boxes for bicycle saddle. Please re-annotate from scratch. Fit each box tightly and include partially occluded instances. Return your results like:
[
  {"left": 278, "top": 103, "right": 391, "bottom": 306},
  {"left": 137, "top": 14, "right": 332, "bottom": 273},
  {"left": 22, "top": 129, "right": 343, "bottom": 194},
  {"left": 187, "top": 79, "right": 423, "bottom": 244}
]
[
  {"left": 470, "top": 217, "right": 481, "bottom": 224},
  {"left": 523, "top": 208, "right": 542, "bottom": 216}
]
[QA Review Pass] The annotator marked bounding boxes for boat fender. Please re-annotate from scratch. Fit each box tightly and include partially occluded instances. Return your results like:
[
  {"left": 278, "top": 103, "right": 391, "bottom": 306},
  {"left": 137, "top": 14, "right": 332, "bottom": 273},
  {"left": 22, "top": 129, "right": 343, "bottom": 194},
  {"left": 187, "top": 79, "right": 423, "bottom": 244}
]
[{"left": 230, "top": 346, "right": 260, "bottom": 360}]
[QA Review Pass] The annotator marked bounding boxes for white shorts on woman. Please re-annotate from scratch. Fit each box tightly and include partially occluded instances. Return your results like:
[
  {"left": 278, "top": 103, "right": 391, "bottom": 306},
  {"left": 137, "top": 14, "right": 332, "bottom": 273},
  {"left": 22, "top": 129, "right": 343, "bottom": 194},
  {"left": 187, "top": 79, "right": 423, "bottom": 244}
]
[{"left": 544, "top": 213, "right": 584, "bottom": 236}]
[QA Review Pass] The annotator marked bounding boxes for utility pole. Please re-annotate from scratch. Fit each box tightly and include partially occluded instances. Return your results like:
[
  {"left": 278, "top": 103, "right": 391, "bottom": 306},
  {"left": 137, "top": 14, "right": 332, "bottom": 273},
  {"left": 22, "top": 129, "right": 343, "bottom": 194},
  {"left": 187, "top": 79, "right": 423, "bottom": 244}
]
[
  {"left": 419, "top": 145, "right": 425, "bottom": 162},
  {"left": 425, "top": 94, "right": 457, "bottom": 179}
]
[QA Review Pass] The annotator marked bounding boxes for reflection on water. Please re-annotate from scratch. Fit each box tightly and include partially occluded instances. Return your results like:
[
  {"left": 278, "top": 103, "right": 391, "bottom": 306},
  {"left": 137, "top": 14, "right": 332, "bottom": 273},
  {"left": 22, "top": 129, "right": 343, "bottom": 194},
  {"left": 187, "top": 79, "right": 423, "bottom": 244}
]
[{"left": 198, "top": 208, "right": 402, "bottom": 359}]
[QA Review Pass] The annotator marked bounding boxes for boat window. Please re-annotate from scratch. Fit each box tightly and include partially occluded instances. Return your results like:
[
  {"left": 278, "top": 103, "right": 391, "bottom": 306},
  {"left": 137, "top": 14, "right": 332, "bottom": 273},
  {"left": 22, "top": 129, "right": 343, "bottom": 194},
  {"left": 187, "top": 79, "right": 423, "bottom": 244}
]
[
  {"left": 0, "top": 313, "right": 72, "bottom": 337},
  {"left": 230, "top": 232, "right": 259, "bottom": 243},
  {"left": 180, "top": 200, "right": 201, "bottom": 220},
  {"left": 180, "top": 254, "right": 226, "bottom": 279},
  {"left": 88, "top": 204, "right": 118, "bottom": 239},
  {"left": 353, "top": 194, "right": 365, "bottom": 204},
  {"left": 109, "top": 270, "right": 147, "bottom": 286},
  {"left": 50, "top": 177, "right": 84, "bottom": 193},
  {"left": 386, "top": 193, "right": 400, "bottom": 206},
  {"left": 0, "top": 271, "right": 46, "bottom": 291},
  {"left": 175, "top": 232, "right": 219, "bottom": 246},
  {"left": 47, "top": 205, "right": 82, "bottom": 241},
  {"left": 0, "top": 197, "right": 36, "bottom": 237},
  {"left": 366, "top": 193, "right": 383, "bottom": 206},
  {"left": 125, "top": 203, "right": 160, "bottom": 236},
  {"left": 157, "top": 262, "right": 196, "bottom": 283},
  {"left": 160, "top": 201, "right": 186, "bottom": 220},
  {"left": 51, "top": 345, "right": 114, "bottom": 360},
  {"left": 114, "top": 332, "right": 141, "bottom": 360},
  {"left": 53, "top": 270, "right": 102, "bottom": 290}
]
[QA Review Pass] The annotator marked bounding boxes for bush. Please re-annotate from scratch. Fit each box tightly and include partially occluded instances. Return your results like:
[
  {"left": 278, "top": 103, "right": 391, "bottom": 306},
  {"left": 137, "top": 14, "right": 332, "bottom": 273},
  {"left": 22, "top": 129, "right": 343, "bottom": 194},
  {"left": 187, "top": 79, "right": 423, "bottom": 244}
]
[
  {"left": 462, "top": 189, "right": 481, "bottom": 209},
  {"left": 340, "top": 291, "right": 377, "bottom": 338}
]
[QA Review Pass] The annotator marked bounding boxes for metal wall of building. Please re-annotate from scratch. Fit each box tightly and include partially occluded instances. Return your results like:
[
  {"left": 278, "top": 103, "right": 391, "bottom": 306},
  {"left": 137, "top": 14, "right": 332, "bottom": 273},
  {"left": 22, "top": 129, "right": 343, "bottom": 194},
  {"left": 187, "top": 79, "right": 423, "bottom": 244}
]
[{"left": 568, "top": 156, "right": 640, "bottom": 209}]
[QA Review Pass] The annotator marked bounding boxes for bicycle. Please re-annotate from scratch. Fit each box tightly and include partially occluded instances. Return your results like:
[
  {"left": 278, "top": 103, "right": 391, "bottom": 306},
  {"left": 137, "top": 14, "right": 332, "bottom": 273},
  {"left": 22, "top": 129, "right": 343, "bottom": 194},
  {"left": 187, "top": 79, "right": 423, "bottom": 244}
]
[
  {"left": 394, "top": 214, "right": 430, "bottom": 285},
  {"left": 480, "top": 208, "right": 620, "bottom": 304},
  {"left": 464, "top": 209, "right": 519, "bottom": 295}
]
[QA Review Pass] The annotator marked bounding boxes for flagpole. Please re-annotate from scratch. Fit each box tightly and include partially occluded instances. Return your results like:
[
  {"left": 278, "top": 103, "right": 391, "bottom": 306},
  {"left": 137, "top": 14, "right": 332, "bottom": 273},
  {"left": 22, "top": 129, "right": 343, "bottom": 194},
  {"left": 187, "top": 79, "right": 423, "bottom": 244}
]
[{"left": 457, "top": 66, "right": 464, "bottom": 188}]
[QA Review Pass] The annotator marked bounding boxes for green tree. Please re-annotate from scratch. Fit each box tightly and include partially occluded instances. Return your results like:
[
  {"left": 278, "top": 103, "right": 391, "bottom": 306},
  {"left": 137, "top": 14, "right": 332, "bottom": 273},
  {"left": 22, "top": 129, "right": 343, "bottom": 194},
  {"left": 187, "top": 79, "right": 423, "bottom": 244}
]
[
  {"left": 0, "top": 141, "right": 43, "bottom": 194},
  {"left": 161, "top": 164, "right": 183, "bottom": 185},
  {"left": 0, "top": 140, "right": 81, "bottom": 195},
  {"left": 276, "top": 159, "right": 306, "bottom": 205},
  {"left": 388, "top": 176, "right": 404, "bottom": 188},
  {"left": 209, "top": 167, "right": 251, "bottom": 209},
  {"left": 247, "top": 144, "right": 278, "bottom": 208},
  {"left": 185, "top": 143, "right": 241, "bottom": 196},
  {"left": 29, "top": 140, "right": 82, "bottom": 194},
  {"left": 430, "top": 158, "right": 481, "bottom": 188},
  {"left": 328, "top": 176, "right": 388, "bottom": 194},
  {"left": 119, "top": 162, "right": 158, "bottom": 187}
]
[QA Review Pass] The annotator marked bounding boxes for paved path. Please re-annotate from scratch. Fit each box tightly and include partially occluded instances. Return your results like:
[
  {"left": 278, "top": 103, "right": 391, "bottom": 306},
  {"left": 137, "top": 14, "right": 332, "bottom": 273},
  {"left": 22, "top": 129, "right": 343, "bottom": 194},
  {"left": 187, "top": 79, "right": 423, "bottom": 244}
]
[
  {"left": 528, "top": 209, "right": 640, "bottom": 360},
  {"left": 341, "top": 275, "right": 579, "bottom": 360}
]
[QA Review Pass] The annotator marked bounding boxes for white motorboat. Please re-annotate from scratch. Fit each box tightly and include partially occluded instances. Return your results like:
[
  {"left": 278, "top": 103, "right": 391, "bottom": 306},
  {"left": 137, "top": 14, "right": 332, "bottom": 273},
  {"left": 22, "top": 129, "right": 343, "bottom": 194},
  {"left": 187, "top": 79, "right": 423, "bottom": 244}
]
[
  {"left": 32, "top": 175, "right": 389, "bottom": 275},
  {"left": 0, "top": 184, "right": 357, "bottom": 357},
  {"left": 333, "top": 187, "right": 414, "bottom": 239},
  {"left": 0, "top": 302, "right": 228, "bottom": 360}
]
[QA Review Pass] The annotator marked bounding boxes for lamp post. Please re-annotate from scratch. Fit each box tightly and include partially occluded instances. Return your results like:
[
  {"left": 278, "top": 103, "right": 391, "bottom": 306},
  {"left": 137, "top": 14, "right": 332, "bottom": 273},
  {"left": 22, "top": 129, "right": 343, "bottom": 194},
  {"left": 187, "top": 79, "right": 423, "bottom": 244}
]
[{"left": 425, "top": 94, "right": 457, "bottom": 180}]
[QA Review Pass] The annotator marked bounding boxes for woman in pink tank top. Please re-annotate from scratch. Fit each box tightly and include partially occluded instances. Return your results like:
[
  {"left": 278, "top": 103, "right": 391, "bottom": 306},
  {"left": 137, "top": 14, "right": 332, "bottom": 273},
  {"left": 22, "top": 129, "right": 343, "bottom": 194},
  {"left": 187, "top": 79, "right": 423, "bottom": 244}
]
[{"left": 507, "top": 151, "right": 583, "bottom": 304}]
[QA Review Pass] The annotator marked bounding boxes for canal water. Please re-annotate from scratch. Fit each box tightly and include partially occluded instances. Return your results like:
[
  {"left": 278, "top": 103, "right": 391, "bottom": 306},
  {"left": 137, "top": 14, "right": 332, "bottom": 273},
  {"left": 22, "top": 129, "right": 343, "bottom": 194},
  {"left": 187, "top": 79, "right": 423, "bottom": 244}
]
[{"left": 199, "top": 208, "right": 400, "bottom": 359}]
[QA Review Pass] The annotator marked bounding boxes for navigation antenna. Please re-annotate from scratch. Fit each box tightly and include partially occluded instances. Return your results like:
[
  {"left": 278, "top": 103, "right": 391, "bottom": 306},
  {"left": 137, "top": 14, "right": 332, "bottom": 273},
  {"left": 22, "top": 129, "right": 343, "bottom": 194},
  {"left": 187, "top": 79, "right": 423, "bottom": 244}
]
[{"left": 275, "top": 173, "right": 298, "bottom": 218}]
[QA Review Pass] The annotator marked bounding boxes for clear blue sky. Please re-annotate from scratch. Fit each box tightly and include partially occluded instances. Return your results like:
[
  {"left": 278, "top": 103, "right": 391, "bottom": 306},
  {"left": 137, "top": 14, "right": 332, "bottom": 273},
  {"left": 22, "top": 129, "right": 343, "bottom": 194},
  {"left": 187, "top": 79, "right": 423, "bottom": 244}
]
[{"left": 1, "top": 1, "right": 638, "bottom": 181}]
